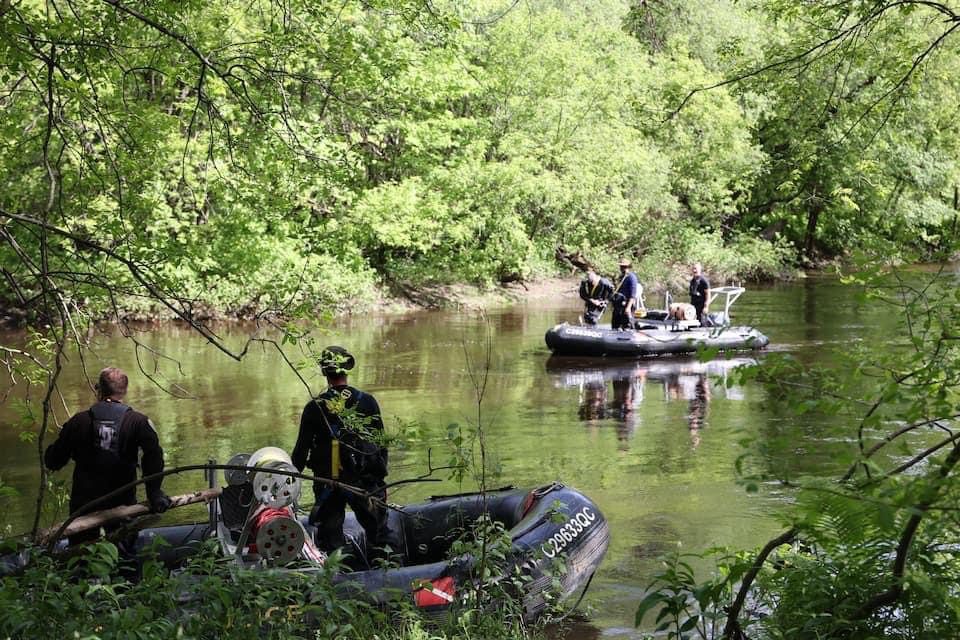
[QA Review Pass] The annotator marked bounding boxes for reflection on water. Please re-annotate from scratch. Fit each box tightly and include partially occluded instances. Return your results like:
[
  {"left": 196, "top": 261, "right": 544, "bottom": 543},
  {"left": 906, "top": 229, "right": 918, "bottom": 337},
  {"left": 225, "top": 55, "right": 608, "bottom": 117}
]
[{"left": 547, "top": 356, "right": 753, "bottom": 449}]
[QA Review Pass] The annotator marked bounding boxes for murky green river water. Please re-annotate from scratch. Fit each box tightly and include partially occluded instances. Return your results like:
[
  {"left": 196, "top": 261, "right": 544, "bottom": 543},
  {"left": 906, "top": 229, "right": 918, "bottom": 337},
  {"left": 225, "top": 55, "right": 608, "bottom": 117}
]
[{"left": 0, "top": 275, "right": 932, "bottom": 637}]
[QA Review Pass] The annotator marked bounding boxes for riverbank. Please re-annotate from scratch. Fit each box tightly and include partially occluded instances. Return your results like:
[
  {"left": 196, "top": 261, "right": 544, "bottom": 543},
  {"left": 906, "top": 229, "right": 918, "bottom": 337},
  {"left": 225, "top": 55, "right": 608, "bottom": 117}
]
[{"left": 0, "top": 266, "right": 801, "bottom": 328}]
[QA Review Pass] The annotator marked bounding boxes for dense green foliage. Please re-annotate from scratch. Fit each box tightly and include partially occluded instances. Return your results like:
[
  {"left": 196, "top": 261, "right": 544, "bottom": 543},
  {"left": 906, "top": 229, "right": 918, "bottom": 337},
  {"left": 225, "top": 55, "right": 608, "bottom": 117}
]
[
  {"left": 0, "top": 531, "right": 554, "bottom": 640},
  {"left": 5, "top": 0, "right": 956, "bottom": 320},
  {"left": 635, "top": 263, "right": 960, "bottom": 638},
  {"left": 3, "top": 1, "right": 960, "bottom": 636},
  {"left": 626, "top": 0, "right": 960, "bottom": 265}
]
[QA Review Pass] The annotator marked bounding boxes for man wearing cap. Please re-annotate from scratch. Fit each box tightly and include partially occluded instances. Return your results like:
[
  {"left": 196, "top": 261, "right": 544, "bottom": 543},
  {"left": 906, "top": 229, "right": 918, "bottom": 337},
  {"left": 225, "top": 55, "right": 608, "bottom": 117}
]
[
  {"left": 45, "top": 367, "right": 170, "bottom": 545},
  {"left": 611, "top": 259, "right": 640, "bottom": 330},
  {"left": 291, "top": 346, "right": 390, "bottom": 556}
]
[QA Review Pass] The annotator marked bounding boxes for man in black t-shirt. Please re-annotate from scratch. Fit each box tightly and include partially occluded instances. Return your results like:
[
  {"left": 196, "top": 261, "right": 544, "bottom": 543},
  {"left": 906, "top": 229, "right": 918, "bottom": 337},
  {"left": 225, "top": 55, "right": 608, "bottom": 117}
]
[
  {"left": 45, "top": 367, "right": 170, "bottom": 544},
  {"left": 578, "top": 269, "right": 613, "bottom": 325},
  {"left": 291, "top": 346, "right": 390, "bottom": 554},
  {"left": 689, "top": 262, "right": 711, "bottom": 325}
]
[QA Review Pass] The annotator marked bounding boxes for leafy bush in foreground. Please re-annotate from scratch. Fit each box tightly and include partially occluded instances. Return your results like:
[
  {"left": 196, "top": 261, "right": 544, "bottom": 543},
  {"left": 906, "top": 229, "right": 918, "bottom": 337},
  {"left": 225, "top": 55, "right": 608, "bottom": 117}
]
[{"left": 0, "top": 520, "right": 565, "bottom": 640}]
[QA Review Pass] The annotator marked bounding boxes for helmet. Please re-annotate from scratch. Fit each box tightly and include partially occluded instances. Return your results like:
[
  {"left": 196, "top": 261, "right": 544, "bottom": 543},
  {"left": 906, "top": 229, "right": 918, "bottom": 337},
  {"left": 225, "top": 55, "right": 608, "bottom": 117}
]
[{"left": 319, "top": 345, "right": 355, "bottom": 376}]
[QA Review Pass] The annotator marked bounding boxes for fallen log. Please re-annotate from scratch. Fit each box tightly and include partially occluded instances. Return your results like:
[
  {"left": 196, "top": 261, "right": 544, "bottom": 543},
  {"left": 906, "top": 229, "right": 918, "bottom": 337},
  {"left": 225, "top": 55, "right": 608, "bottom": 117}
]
[
  {"left": 555, "top": 246, "right": 595, "bottom": 273},
  {"left": 38, "top": 488, "right": 222, "bottom": 545}
]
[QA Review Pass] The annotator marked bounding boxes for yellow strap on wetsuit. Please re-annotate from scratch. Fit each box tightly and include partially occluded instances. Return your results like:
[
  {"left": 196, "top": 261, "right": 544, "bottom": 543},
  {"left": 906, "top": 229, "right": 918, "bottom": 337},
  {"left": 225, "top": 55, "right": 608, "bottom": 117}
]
[{"left": 331, "top": 439, "right": 340, "bottom": 479}]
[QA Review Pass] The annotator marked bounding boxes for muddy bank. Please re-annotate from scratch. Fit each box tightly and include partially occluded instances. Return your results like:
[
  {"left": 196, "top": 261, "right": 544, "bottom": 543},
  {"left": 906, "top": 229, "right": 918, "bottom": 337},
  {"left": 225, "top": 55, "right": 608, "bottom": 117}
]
[{"left": 0, "top": 265, "right": 800, "bottom": 329}]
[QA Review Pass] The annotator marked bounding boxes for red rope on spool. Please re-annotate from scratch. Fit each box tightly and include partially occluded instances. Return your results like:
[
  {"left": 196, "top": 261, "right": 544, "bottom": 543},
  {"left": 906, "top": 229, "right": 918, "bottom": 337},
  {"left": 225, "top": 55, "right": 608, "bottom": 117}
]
[{"left": 247, "top": 507, "right": 294, "bottom": 554}]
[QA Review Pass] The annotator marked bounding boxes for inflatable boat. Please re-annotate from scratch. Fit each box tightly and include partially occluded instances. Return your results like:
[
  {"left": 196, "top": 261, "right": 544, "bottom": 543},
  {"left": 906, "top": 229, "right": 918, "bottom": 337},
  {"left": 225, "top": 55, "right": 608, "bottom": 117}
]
[
  {"left": 4, "top": 449, "right": 609, "bottom": 623},
  {"left": 546, "top": 286, "right": 769, "bottom": 357}
]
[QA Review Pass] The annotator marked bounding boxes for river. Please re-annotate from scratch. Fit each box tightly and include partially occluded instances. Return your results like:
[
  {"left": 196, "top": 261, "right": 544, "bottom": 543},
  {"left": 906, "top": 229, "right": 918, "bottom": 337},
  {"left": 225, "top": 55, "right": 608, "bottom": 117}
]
[{"left": 0, "top": 274, "right": 928, "bottom": 637}]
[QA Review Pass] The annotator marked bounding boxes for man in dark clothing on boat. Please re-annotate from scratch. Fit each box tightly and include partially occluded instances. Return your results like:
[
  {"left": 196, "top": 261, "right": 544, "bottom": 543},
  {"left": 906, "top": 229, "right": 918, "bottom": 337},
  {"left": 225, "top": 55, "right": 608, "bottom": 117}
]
[
  {"left": 44, "top": 367, "right": 170, "bottom": 545},
  {"left": 611, "top": 259, "right": 640, "bottom": 330},
  {"left": 291, "top": 346, "right": 391, "bottom": 556},
  {"left": 578, "top": 269, "right": 613, "bottom": 325},
  {"left": 689, "top": 262, "right": 711, "bottom": 325}
]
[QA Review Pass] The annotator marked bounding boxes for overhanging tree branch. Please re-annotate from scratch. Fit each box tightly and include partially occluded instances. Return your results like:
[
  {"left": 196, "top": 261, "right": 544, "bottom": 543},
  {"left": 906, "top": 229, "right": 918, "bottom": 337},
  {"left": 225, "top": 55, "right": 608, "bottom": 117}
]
[{"left": 0, "top": 207, "right": 252, "bottom": 361}]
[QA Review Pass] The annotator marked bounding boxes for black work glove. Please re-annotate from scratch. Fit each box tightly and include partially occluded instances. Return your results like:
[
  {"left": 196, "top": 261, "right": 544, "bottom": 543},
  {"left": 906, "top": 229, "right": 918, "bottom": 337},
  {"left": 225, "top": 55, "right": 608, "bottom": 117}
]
[{"left": 149, "top": 491, "right": 172, "bottom": 514}]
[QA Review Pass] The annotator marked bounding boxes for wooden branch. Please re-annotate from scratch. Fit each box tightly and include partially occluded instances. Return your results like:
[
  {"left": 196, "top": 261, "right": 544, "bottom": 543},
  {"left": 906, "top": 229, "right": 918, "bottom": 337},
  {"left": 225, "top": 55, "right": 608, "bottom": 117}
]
[
  {"left": 667, "top": 1, "right": 960, "bottom": 121},
  {"left": 842, "top": 415, "right": 960, "bottom": 482},
  {"left": 0, "top": 346, "right": 51, "bottom": 372},
  {"left": 43, "top": 463, "right": 439, "bottom": 551},
  {"left": 38, "top": 488, "right": 222, "bottom": 545}
]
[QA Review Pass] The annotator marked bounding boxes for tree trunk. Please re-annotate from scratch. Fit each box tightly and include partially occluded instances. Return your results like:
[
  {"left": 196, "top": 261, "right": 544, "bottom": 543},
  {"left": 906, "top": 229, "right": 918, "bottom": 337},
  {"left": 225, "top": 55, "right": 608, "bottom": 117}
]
[{"left": 803, "top": 201, "right": 822, "bottom": 264}]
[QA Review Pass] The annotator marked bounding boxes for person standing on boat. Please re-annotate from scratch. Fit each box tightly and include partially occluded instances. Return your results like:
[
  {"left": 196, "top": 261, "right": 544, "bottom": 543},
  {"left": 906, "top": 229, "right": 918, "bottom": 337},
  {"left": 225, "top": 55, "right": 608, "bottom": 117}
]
[
  {"left": 689, "top": 262, "right": 711, "bottom": 325},
  {"left": 578, "top": 268, "right": 613, "bottom": 325},
  {"left": 44, "top": 367, "right": 170, "bottom": 545},
  {"left": 611, "top": 259, "right": 640, "bottom": 330},
  {"left": 291, "top": 346, "right": 390, "bottom": 555}
]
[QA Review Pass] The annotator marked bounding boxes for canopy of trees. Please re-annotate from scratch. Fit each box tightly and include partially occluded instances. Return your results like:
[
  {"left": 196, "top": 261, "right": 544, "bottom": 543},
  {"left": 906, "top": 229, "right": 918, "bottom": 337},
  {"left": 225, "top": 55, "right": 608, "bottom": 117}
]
[{"left": 0, "top": 0, "right": 957, "bottom": 321}]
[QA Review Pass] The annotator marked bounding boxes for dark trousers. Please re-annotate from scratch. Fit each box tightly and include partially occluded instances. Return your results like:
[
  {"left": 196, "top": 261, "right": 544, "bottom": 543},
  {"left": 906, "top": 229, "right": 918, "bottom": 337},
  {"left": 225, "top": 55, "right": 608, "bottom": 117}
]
[
  {"left": 582, "top": 307, "right": 604, "bottom": 325},
  {"left": 310, "top": 480, "right": 389, "bottom": 554},
  {"left": 693, "top": 302, "right": 705, "bottom": 325},
  {"left": 612, "top": 305, "right": 632, "bottom": 330}
]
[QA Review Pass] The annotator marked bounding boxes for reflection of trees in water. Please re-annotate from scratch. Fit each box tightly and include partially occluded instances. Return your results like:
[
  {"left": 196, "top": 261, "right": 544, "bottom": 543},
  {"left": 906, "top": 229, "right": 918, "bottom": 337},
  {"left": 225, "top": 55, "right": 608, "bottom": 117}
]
[
  {"left": 545, "top": 619, "right": 602, "bottom": 640},
  {"left": 687, "top": 376, "right": 710, "bottom": 429},
  {"left": 492, "top": 309, "right": 527, "bottom": 334}
]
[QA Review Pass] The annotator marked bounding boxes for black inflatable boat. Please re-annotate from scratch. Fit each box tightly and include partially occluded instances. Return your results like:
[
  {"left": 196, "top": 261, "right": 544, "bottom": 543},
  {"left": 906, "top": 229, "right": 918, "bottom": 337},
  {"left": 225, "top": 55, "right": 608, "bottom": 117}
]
[
  {"left": 547, "top": 286, "right": 769, "bottom": 357},
  {"left": 545, "top": 322, "right": 768, "bottom": 357},
  {"left": 9, "top": 478, "right": 609, "bottom": 622},
  {"left": 144, "top": 483, "right": 608, "bottom": 620}
]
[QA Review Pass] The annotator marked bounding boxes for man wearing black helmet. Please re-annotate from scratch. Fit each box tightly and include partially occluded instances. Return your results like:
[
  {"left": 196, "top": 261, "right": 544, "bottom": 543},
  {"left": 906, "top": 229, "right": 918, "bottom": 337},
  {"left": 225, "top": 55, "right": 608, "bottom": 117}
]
[{"left": 291, "top": 346, "right": 390, "bottom": 556}]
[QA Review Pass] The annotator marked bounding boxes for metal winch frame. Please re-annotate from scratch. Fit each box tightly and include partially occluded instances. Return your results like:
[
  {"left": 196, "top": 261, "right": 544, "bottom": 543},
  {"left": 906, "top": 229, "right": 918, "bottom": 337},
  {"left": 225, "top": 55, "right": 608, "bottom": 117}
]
[{"left": 211, "top": 447, "right": 311, "bottom": 566}]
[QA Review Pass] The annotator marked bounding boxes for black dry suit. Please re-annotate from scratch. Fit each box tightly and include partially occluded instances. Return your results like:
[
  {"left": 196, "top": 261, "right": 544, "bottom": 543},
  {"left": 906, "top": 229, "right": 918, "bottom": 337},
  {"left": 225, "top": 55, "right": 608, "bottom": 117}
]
[
  {"left": 45, "top": 401, "right": 165, "bottom": 541},
  {"left": 579, "top": 277, "right": 613, "bottom": 325},
  {"left": 291, "top": 385, "right": 390, "bottom": 553}
]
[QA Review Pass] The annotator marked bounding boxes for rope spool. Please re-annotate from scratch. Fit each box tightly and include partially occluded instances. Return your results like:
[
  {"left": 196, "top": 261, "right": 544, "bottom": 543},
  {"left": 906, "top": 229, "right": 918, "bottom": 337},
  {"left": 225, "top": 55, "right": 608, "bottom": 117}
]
[
  {"left": 249, "top": 507, "right": 306, "bottom": 563},
  {"left": 247, "top": 447, "right": 301, "bottom": 508}
]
